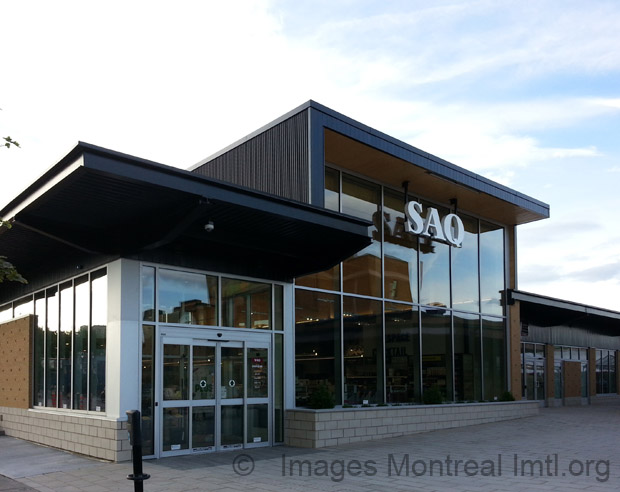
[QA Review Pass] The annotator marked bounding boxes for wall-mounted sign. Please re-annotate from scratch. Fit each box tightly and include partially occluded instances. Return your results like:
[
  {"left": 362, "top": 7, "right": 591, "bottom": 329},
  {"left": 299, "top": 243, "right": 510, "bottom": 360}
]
[{"left": 404, "top": 201, "right": 464, "bottom": 247}]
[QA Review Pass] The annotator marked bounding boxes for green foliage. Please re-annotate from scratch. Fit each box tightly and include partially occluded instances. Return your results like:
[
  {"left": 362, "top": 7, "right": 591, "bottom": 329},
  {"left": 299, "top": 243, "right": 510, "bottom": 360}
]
[
  {"left": 2, "top": 136, "right": 19, "bottom": 149},
  {"left": 423, "top": 386, "right": 444, "bottom": 405},
  {"left": 307, "top": 384, "right": 335, "bottom": 409},
  {"left": 0, "top": 255, "right": 26, "bottom": 284},
  {"left": 498, "top": 391, "right": 516, "bottom": 402}
]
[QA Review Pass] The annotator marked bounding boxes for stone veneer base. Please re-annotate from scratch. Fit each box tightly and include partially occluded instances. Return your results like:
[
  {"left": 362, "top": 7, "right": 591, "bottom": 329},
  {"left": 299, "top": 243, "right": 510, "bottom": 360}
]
[
  {"left": 0, "top": 406, "right": 130, "bottom": 462},
  {"left": 284, "top": 401, "right": 539, "bottom": 449}
]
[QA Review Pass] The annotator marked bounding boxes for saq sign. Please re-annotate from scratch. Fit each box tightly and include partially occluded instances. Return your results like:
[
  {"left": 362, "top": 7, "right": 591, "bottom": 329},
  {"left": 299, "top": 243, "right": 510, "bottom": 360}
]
[{"left": 404, "top": 201, "right": 465, "bottom": 248}]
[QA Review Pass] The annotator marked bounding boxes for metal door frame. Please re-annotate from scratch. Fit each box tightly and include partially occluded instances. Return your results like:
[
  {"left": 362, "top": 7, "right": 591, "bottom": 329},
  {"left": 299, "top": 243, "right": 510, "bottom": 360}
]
[{"left": 156, "top": 327, "right": 271, "bottom": 457}]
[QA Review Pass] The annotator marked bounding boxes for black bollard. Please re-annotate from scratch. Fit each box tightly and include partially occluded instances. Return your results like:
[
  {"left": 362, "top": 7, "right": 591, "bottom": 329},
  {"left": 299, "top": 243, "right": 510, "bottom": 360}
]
[{"left": 126, "top": 410, "right": 150, "bottom": 492}]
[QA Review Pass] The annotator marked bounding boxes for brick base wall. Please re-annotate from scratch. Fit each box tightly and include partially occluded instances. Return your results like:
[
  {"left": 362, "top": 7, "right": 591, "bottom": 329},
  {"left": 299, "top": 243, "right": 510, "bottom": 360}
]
[
  {"left": 0, "top": 406, "right": 130, "bottom": 462},
  {"left": 285, "top": 401, "right": 539, "bottom": 449}
]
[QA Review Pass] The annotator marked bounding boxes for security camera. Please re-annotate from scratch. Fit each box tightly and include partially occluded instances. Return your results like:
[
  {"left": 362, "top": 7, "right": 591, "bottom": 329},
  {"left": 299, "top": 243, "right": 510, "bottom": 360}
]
[{"left": 204, "top": 221, "right": 214, "bottom": 232}]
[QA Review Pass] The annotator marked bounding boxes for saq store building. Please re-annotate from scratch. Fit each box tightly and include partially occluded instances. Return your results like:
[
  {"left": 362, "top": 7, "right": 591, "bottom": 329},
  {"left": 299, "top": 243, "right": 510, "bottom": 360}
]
[{"left": 0, "top": 101, "right": 617, "bottom": 462}]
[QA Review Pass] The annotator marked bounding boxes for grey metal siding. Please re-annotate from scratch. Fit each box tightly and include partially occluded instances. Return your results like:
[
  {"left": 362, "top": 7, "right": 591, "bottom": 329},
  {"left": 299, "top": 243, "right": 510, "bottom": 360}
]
[{"left": 193, "top": 111, "right": 310, "bottom": 203}]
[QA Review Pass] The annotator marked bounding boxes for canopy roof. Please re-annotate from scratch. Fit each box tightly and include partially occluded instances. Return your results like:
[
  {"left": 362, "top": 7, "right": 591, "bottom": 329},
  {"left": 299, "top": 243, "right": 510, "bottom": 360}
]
[{"left": 0, "top": 143, "right": 371, "bottom": 301}]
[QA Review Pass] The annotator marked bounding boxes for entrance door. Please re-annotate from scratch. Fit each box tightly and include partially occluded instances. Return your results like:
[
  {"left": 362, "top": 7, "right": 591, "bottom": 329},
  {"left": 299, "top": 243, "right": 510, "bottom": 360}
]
[
  {"left": 159, "top": 336, "right": 270, "bottom": 456},
  {"left": 523, "top": 359, "right": 545, "bottom": 403}
]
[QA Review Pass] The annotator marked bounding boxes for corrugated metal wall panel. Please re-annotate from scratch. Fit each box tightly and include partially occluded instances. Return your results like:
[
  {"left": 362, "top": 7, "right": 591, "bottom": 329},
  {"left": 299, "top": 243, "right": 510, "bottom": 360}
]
[{"left": 193, "top": 111, "right": 310, "bottom": 203}]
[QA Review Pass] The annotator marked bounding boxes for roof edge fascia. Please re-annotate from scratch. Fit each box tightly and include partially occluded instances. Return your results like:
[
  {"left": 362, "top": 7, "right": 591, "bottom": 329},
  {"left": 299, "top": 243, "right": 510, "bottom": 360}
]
[{"left": 508, "top": 289, "right": 620, "bottom": 321}]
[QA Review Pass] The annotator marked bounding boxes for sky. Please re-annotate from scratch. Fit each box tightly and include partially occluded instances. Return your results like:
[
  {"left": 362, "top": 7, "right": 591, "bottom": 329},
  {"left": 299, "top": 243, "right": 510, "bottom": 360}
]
[{"left": 1, "top": 0, "right": 619, "bottom": 310}]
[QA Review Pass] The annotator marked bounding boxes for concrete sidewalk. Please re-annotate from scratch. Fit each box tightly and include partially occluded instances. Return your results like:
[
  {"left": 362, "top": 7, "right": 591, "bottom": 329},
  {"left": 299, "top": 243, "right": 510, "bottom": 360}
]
[{"left": 1, "top": 405, "right": 619, "bottom": 491}]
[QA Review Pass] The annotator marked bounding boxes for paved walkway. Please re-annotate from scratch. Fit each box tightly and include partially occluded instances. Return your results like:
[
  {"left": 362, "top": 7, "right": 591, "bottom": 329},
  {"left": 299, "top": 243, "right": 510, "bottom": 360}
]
[{"left": 1, "top": 405, "right": 619, "bottom": 491}]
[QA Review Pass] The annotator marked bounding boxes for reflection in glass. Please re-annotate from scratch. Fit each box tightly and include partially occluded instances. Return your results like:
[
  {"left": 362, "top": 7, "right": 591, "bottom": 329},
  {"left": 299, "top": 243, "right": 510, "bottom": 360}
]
[
  {"left": 324, "top": 166, "right": 340, "bottom": 212},
  {"left": 554, "top": 362, "right": 562, "bottom": 399},
  {"left": 609, "top": 352, "right": 616, "bottom": 394},
  {"left": 247, "top": 348, "right": 268, "bottom": 398},
  {"left": 141, "top": 266, "right": 155, "bottom": 322},
  {"left": 383, "top": 189, "right": 418, "bottom": 303},
  {"left": 221, "top": 347, "right": 244, "bottom": 399},
  {"left": 385, "top": 303, "right": 420, "bottom": 403},
  {"left": 222, "top": 278, "right": 271, "bottom": 329},
  {"left": 221, "top": 405, "right": 243, "bottom": 448},
  {"left": 421, "top": 306, "right": 452, "bottom": 401},
  {"left": 192, "top": 407, "right": 215, "bottom": 450},
  {"left": 90, "top": 270, "right": 107, "bottom": 412},
  {"left": 0, "top": 304, "right": 11, "bottom": 322},
  {"left": 535, "top": 361, "right": 545, "bottom": 401},
  {"left": 482, "top": 316, "right": 506, "bottom": 400},
  {"left": 419, "top": 238, "right": 450, "bottom": 308},
  {"left": 163, "top": 407, "right": 189, "bottom": 451},
  {"left": 451, "top": 215, "right": 479, "bottom": 312},
  {"left": 342, "top": 174, "right": 381, "bottom": 297},
  {"left": 73, "top": 276, "right": 89, "bottom": 410},
  {"left": 33, "top": 292, "right": 45, "bottom": 407},
  {"left": 141, "top": 325, "right": 155, "bottom": 456},
  {"left": 13, "top": 296, "right": 33, "bottom": 317},
  {"left": 581, "top": 362, "right": 588, "bottom": 398},
  {"left": 163, "top": 345, "right": 189, "bottom": 401},
  {"left": 193, "top": 346, "right": 215, "bottom": 400},
  {"left": 480, "top": 222, "right": 505, "bottom": 315},
  {"left": 274, "top": 285, "right": 283, "bottom": 331},
  {"left": 58, "top": 282, "right": 73, "bottom": 409},
  {"left": 343, "top": 296, "right": 383, "bottom": 404},
  {"left": 159, "top": 269, "right": 217, "bottom": 325},
  {"left": 524, "top": 360, "right": 535, "bottom": 400},
  {"left": 453, "top": 312, "right": 481, "bottom": 401},
  {"left": 295, "top": 264, "right": 340, "bottom": 291},
  {"left": 45, "top": 287, "right": 58, "bottom": 408},
  {"left": 247, "top": 404, "right": 269, "bottom": 444},
  {"left": 274, "top": 334, "right": 284, "bottom": 442},
  {"left": 295, "top": 290, "right": 341, "bottom": 406}
]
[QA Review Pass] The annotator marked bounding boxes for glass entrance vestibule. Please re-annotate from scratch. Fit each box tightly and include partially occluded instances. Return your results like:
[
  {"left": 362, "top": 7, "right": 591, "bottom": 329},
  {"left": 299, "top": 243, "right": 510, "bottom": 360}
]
[
  {"left": 140, "top": 265, "right": 285, "bottom": 458},
  {"left": 160, "top": 331, "right": 271, "bottom": 456}
]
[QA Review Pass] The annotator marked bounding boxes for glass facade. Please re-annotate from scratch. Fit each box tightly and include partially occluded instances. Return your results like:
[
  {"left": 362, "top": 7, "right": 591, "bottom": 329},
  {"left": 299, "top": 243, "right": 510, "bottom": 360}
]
[
  {"left": 141, "top": 265, "right": 285, "bottom": 448},
  {"left": 596, "top": 349, "right": 617, "bottom": 394},
  {"left": 0, "top": 268, "right": 108, "bottom": 411},
  {"left": 295, "top": 167, "right": 508, "bottom": 405}
]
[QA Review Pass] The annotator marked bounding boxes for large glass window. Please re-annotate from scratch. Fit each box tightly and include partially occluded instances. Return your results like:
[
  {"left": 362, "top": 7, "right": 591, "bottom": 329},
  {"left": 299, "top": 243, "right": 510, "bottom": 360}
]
[
  {"left": 142, "top": 325, "right": 156, "bottom": 456},
  {"left": 58, "top": 282, "right": 73, "bottom": 409},
  {"left": 297, "top": 167, "right": 511, "bottom": 407},
  {"left": 159, "top": 269, "right": 217, "bottom": 325},
  {"left": 90, "top": 270, "right": 107, "bottom": 412},
  {"left": 222, "top": 278, "right": 271, "bottom": 329},
  {"left": 14, "top": 296, "right": 33, "bottom": 317},
  {"left": 453, "top": 313, "right": 481, "bottom": 401},
  {"left": 19, "top": 269, "right": 108, "bottom": 411},
  {"left": 421, "top": 307, "right": 452, "bottom": 401},
  {"left": 383, "top": 189, "right": 418, "bottom": 303},
  {"left": 596, "top": 349, "right": 617, "bottom": 394},
  {"left": 385, "top": 302, "right": 420, "bottom": 403},
  {"left": 451, "top": 215, "right": 479, "bottom": 312},
  {"left": 295, "top": 290, "right": 341, "bottom": 406},
  {"left": 324, "top": 166, "right": 340, "bottom": 212},
  {"left": 419, "top": 239, "right": 450, "bottom": 308},
  {"left": 480, "top": 222, "right": 505, "bottom": 315},
  {"left": 45, "top": 287, "right": 59, "bottom": 408},
  {"left": 482, "top": 316, "right": 506, "bottom": 400},
  {"left": 141, "top": 266, "right": 155, "bottom": 322},
  {"left": 343, "top": 296, "right": 383, "bottom": 404},
  {"left": 342, "top": 174, "right": 382, "bottom": 298},
  {"left": 73, "top": 276, "right": 89, "bottom": 410}
]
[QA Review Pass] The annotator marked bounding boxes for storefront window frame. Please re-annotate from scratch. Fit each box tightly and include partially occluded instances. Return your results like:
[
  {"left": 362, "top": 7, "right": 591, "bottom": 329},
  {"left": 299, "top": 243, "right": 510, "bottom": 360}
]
[{"left": 294, "top": 164, "right": 510, "bottom": 407}]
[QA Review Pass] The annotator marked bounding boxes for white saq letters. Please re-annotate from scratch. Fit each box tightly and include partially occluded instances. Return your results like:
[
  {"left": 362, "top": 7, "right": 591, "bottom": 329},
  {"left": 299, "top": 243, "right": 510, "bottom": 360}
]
[{"left": 404, "top": 201, "right": 464, "bottom": 247}]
